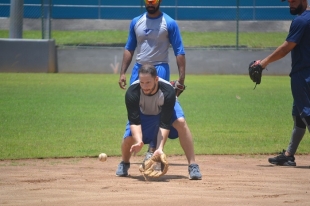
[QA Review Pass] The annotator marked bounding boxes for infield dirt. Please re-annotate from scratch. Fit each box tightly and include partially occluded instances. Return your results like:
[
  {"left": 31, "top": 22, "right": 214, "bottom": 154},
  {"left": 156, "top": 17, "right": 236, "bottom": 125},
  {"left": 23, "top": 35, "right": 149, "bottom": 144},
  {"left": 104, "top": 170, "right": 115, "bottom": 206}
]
[{"left": 0, "top": 155, "right": 309, "bottom": 206}]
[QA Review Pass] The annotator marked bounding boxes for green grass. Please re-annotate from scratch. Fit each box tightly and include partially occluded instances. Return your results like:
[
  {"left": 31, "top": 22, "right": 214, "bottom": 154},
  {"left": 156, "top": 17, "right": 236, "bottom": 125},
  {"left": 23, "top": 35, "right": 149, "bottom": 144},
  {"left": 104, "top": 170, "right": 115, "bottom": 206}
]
[
  {"left": 0, "top": 30, "right": 287, "bottom": 48},
  {"left": 1, "top": 73, "right": 308, "bottom": 160}
]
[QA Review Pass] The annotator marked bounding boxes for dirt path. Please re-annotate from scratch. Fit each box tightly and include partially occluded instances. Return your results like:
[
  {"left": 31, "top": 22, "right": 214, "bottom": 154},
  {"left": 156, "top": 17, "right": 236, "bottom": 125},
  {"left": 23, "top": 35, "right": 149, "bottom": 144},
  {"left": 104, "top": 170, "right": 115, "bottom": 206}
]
[{"left": 0, "top": 155, "right": 309, "bottom": 206}]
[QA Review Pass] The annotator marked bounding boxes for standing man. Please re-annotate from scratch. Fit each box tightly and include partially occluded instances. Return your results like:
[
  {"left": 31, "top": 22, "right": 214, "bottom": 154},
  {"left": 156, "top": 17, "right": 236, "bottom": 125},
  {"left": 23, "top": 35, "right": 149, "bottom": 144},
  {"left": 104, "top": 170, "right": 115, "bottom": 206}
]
[
  {"left": 116, "top": 64, "right": 202, "bottom": 180},
  {"left": 118, "top": 0, "right": 187, "bottom": 158},
  {"left": 118, "top": 0, "right": 185, "bottom": 90},
  {"left": 252, "top": 0, "right": 310, "bottom": 166}
]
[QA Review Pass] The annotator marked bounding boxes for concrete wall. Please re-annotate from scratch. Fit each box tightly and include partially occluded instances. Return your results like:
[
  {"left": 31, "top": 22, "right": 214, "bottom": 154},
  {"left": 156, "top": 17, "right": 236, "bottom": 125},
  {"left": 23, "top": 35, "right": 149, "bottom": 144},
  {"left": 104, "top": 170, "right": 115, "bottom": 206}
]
[
  {"left": 0, "top": 40, "right": 290, "bottom": 75},
  {"left": 57, "top": 47, "right": 291, "bottom": 75},
  {"left": 0, "top": 19, "right": 292, "bottom": 75},
  {"left": 0, "top": 38, "right": 57, "bottom": 73}
]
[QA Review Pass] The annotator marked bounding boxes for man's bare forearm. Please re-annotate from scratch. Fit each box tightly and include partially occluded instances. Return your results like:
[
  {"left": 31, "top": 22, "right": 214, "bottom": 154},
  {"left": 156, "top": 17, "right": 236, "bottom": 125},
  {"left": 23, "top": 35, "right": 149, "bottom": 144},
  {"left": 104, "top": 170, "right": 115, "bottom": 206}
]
[
  {"left": 156, "top": 128, "right": 170, "bottom": 151},
  {"left": 120, "top": 50, "right": 134, "bottom": 75},
  {"left": 176, "top": 55, "right": 186, "bottom": 84},
  {"left": 260, "top": 41, "right": 296, "bottom": 68},
  {"left": 130, "top": 124, "right": 143, "bottom": 143}
]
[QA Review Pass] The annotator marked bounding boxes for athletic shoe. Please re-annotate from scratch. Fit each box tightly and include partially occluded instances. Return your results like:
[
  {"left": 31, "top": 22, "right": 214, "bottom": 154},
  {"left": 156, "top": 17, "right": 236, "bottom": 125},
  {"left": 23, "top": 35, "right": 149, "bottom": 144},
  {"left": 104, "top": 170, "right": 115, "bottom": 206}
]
[
  {"left": 188, "top": 164, "right": 202, "bottom": 180},
  {"left": 143, "top": 152, "right": 153, "bottom": 163},
  {"left": 268, "top": 150, "right": 296, "bottom": 166},
  {"left": 115, "top": 161, "right": 130, "bottom": 176}
]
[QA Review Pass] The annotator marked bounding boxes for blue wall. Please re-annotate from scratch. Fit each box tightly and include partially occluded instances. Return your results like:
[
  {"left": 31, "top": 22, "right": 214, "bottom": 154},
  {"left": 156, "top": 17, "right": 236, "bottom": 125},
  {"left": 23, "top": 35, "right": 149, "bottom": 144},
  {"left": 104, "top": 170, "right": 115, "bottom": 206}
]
[{"left": 0, "top": 0, "right": 293, "bottom": 20}]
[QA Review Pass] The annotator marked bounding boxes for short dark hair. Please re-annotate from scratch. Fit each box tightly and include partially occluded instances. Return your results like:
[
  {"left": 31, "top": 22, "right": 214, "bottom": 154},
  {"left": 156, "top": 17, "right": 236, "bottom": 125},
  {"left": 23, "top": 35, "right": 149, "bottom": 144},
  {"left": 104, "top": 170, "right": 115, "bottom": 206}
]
[{"left": 138, "top": 64, "right": 157, "bottom": 78}]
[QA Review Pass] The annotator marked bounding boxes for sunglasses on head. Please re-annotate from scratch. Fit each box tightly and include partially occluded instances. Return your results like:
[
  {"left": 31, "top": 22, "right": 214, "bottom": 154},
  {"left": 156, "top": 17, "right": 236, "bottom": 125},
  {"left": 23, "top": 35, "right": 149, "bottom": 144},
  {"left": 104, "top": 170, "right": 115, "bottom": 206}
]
[{"left": 144, "top": 0, "right": 159, "bottom": 5}]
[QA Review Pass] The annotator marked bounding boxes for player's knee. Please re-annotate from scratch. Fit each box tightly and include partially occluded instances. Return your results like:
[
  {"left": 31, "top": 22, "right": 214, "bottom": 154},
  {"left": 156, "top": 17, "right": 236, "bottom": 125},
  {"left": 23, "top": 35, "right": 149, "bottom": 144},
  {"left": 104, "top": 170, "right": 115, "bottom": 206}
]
[
  {"left": 123, "top": 136, "right": 135, "bottom": 145},
  {"left": 173, "top": 117, "right": 186, "bottom": 127}
]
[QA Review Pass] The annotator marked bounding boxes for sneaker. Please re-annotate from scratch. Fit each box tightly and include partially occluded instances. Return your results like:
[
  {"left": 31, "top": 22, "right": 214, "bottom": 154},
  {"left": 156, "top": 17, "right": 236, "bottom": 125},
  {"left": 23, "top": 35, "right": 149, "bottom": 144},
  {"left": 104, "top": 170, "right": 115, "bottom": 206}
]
[
  {"left": 115, "top": 161, "right": 130, "bottom": 177},
  {"left": 268, "top": 150, "right": 296, "bottom": 166},
  {"left": 143, "top": 152, "right": 153, "bottom": 163},
  {"left": 188, "top": 164, "right": 202, "bottom": 180}
]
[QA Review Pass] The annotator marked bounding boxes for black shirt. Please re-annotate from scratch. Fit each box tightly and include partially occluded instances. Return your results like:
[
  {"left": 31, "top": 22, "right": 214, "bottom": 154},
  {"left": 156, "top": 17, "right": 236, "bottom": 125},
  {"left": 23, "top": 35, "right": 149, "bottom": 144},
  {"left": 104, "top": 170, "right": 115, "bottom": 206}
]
[{"left": 125, "top": 78, "right": 176, "bottom": 129}]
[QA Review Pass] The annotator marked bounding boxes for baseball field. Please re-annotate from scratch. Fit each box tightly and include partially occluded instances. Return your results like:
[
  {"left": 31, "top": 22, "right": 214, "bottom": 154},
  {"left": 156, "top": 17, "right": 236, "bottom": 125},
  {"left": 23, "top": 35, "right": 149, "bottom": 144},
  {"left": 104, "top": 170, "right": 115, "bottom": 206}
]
[{"left": 1, "top": 73, "right": 309, "bottom": 205}]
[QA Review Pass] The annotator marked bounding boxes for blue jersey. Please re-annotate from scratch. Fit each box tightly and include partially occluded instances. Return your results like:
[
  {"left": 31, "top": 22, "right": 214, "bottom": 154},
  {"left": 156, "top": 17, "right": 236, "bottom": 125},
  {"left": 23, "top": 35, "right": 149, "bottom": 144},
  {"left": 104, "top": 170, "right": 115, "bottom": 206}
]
[
  {"left": 286, "top": 10, "right": 310, "bottom": 76},
  {"left": 125, "top": 12, "right": 185, "bottom": 66}
]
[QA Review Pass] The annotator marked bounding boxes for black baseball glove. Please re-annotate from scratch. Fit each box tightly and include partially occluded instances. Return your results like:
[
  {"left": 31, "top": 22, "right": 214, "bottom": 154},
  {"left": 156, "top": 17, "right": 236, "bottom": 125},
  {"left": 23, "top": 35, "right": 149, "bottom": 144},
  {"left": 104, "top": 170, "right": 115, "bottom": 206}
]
[{"left": 248, "top": 60, "right": 264, "bottom": 89}]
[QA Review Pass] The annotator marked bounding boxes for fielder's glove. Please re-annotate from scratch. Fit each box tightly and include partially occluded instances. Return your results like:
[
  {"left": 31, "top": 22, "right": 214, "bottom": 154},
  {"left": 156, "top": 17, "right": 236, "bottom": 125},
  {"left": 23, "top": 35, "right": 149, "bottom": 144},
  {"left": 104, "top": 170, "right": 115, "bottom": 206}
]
[
  {"left": 248, "top": 60, "right": 264, "bottom": 89},
  {"left": 139, "top": 153, "right": 169, "bottom": 178},
  {"left": 170, "top": 80, "right": 186, "bottom": 97}
]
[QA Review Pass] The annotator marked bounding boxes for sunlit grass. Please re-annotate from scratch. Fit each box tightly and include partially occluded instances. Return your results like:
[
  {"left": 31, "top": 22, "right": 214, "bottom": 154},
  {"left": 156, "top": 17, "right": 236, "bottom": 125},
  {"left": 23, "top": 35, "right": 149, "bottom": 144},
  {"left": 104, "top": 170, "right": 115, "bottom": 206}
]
[{"left": 1, "top": 73, "right": 308, "bottom": 159}]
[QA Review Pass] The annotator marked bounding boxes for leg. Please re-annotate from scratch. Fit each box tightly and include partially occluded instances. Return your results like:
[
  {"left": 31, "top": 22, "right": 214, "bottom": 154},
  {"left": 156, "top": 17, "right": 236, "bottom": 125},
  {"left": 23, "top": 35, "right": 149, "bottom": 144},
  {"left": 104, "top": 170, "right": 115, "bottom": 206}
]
[
  {"left": 172, "top": 117, "right": 196, "bottom": 165},
  {"left": 268, "top": 115, "right": 306, "bottom": 166},
  {"left": 286, "top": 116, "right": 306, "bottom": 156},
  {"left": 172, "top": 117, "right": 202, "bottom": 180},
  {"left": 269, "top": 72, "right": 310, "bottom": 166},
  {"left": 169, "top": 101, "right": 202, "bottom": 180},
  {"left": 116, "top": 121, "right": 137, "bottom": 177},
  {"left": 116, "top": 136, "right": 134, "bottom": 177},
  {"left": 121, "top": 136, "right": 136, "bottom": 162}
]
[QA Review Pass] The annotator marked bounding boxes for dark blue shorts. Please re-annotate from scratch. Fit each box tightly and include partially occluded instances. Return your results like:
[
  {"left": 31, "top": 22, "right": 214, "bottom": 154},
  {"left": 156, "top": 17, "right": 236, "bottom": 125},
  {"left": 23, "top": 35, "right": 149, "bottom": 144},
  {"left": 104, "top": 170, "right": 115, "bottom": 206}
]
[
  {"left": 129, "top": 63, "right": 170, "bottom": 84},
  {"left": 123, "top": 100, "right": 184, "bottom": 148},
  {"left": 291, "top": 69, "right": 310, "bottom": 118}
]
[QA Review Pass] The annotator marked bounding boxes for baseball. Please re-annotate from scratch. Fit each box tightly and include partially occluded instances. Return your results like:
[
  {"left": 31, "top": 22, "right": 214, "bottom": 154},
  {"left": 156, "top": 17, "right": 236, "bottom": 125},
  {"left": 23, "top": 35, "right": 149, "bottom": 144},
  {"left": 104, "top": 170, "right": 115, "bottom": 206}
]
[{"left": 98, "top": 153, "right": 107, "bottom": 162}]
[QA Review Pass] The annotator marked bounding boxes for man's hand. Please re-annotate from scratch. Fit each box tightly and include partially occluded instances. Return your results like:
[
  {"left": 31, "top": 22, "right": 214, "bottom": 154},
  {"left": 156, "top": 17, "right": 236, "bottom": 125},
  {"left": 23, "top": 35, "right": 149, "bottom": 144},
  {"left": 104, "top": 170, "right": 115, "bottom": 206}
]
[
  {"left": 248, "top": 60, "right": 264, "bottom": 89},
  {"left": 118, "top": 74, "right": 127, "bottom": 89},
  {"left": 170, "top": 80, "right": 186, "bottom": 97},
  {"left": 153, "top": 149, "right": 164, "bottom": 157},
  {"left": 130, "top": 141, "right": 144, "bottom": 156}
]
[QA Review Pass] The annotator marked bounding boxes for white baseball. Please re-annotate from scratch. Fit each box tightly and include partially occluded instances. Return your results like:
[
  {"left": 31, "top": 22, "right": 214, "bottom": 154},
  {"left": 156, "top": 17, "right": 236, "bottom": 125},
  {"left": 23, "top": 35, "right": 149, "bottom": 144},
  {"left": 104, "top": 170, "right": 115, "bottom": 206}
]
[{"left": 98, "top": 153, "right": 107, "bottom": 162}]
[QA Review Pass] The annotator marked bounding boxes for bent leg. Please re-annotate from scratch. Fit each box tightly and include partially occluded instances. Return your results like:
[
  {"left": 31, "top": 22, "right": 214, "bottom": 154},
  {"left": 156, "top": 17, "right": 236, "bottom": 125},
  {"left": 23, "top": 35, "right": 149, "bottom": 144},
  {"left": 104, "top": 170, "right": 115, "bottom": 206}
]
[
  {"left": 121, "top": 136, "right": 136, "bottom": 162},
  {"left": 172, "top": 117, "right": 196, "bottom": 165},
  {"left": 116, "top": 135, "right": 135, "bottom": 177}
]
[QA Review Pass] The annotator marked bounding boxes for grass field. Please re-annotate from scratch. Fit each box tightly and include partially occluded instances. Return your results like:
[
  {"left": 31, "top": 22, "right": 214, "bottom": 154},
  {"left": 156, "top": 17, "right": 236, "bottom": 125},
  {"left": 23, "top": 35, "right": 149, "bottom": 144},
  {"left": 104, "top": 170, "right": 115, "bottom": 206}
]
[
  {"left": 1, "top": 73, "right": 308, "bottom": 160},
  {"left": 0, "top": 30, "right": 287, "bottom": 48}
]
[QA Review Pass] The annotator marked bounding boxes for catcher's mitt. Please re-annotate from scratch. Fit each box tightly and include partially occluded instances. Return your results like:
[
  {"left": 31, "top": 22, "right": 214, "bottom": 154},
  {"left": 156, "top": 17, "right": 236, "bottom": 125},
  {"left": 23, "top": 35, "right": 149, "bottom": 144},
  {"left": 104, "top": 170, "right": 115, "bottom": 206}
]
[
  {"left": 139, "top": 153, "right": 169, "bottom": 178},
  {"left": 170, "top": 80, "right": 186, "bottom": 97},
  {"left": 248, "top": 60, "right": 264, "bottom": 89}
]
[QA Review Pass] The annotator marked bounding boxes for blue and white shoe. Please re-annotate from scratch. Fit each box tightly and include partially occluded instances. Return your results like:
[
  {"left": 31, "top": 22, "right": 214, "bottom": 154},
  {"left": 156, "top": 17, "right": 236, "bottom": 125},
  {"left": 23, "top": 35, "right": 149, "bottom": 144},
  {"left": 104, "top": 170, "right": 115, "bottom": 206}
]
[
  {"left": 188, "top": 164, "right": 202, "bottom": 180},
  {"left": 143, "top": 152, "right": 153, "bottom": 163},
  {"left": 115, "top": 161, "right": 130, "bottom": 177}
]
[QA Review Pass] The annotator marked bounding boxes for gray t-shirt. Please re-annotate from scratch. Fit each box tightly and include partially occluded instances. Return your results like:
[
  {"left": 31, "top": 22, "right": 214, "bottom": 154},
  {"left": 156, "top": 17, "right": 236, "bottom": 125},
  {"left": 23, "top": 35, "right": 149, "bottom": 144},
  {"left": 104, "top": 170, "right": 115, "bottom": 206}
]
[{"left": 125, "top": 12, "right": 185, "bottom": 65}]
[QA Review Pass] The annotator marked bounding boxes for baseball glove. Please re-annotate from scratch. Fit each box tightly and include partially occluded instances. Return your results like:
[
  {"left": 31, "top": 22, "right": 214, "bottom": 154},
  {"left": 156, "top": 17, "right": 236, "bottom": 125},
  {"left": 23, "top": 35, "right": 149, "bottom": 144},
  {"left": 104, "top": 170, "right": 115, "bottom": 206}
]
[
  {"left": 139, "top": 153, "right": 169, "bottom": 178},
  {"left": 248, "top": 60, "right": 264, "bottom": 89},
  {"left": 170, "top": 80, "right": 186, "bottom": 97}
]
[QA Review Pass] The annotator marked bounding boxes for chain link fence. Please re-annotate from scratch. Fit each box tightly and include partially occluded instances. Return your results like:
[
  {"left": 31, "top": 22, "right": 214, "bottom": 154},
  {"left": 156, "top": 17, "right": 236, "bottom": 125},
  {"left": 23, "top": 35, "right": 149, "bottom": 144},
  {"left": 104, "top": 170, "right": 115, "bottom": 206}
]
[
  {"left": 0, "top": 0, "right": 292, "bottom": 20},
  {"left": 0, "top": 0, "right": 293, "bottom": 48}
]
